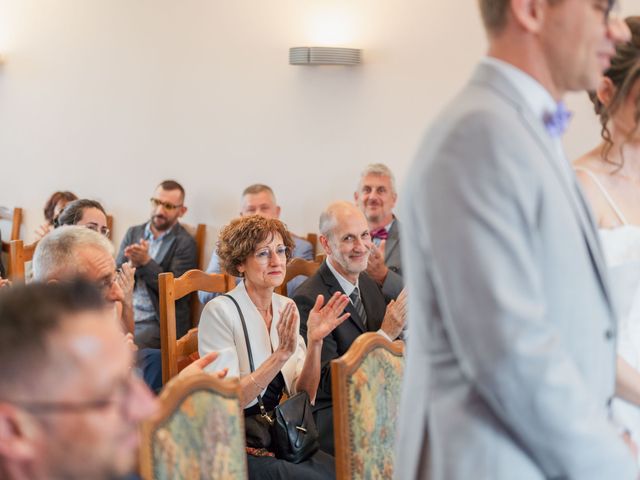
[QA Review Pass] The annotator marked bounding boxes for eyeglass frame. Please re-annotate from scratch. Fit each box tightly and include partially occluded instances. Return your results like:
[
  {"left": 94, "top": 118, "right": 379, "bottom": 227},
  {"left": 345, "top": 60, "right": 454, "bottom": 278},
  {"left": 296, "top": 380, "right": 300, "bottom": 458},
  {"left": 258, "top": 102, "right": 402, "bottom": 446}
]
[
  {"left": 252, "top": 245, "right": 290, "bottom": 265},
  {"left": 150, "top": 197, "right": 183, "bottom": 211},
  {"left": 3, "top": 368, "right": 142, "bottom": 416}
]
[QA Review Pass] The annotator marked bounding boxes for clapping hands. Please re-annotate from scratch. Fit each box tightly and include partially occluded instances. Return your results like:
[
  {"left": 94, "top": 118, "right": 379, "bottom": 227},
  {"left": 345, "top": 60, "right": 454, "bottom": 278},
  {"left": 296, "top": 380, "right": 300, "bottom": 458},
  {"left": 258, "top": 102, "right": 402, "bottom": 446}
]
[
  {"left": 306, "top": 292, "right": 351, "bottom": 344},
  {"left": 275, "top": 302, "right": 299, "bottom": 361},
  {"left": 381, "top": 288, "right": 407, "bottom": 340},
  {"left": 124, "top": 239, "right": 151, "bottom": 267}
]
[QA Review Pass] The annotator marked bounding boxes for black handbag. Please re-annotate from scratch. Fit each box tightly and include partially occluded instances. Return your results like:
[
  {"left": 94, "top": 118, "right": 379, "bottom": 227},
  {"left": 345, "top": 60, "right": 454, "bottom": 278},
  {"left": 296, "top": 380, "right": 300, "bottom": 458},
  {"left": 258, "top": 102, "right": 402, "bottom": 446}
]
[{"left": 223, "top": 294, "right": 320, "bottom": 463}]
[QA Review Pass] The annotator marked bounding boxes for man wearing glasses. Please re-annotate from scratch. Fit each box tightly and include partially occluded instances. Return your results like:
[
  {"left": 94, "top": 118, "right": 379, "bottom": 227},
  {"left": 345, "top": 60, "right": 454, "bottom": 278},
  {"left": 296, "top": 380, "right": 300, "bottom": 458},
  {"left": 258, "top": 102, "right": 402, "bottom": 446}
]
[
  {"left": 117, "top": 180, "right": 197, "bottom": 349},
  {"left": 0, "top": 280, "right": 158, "bottom": 480}
]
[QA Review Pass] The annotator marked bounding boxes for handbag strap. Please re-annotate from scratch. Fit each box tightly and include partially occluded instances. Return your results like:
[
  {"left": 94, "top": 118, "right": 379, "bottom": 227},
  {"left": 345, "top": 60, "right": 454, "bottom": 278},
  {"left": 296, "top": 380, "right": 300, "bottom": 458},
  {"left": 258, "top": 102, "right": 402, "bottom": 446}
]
[{"left": 222, "top": 294, "right": 271, "bottom": 420}]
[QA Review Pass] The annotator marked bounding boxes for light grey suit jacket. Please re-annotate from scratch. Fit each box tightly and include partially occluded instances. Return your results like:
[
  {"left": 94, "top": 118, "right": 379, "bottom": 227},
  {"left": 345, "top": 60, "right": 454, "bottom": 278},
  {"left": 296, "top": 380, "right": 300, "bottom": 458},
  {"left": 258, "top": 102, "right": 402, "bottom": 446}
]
[
  {"left": 395, "top": 62, "right": 637, "bottom": 480},
  {"left": 381, "top": 218, "right": 403, "bottom": 299}
]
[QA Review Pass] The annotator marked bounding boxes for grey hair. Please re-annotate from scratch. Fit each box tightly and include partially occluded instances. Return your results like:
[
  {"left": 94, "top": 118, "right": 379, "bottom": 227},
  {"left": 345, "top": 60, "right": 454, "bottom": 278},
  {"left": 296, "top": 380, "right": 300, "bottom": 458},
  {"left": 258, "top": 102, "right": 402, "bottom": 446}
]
[
  {"left": 33, "top": 226, "right": 114, "bottom": 281},
  {"left": 319, "top": 201, "right": 356, "bottom": 239},
  {"left": 358, "top": 163, "right": 396, "bottom": 194}
]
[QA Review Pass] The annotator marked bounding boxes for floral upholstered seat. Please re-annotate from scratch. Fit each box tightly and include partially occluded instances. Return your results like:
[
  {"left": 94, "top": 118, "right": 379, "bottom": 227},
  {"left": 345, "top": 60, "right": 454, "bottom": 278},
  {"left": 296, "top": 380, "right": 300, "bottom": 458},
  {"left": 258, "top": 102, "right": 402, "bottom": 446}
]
[
  {"left": 331, "top": 332, "right": 405, "bottom": 480},
  {"left": 140, "top": 374, "right": 247, "bottom": 480}
]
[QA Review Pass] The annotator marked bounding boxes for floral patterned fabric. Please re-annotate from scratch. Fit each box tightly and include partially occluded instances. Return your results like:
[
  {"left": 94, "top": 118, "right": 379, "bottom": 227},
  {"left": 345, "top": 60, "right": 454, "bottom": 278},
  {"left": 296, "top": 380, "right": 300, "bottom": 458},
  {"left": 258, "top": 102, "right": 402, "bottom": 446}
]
[
  {"left": 346, "top": 347, "right": 404, "bottom": 479},
  {"left": 152, "top": 390, "right": 247, "bottom": 480}
]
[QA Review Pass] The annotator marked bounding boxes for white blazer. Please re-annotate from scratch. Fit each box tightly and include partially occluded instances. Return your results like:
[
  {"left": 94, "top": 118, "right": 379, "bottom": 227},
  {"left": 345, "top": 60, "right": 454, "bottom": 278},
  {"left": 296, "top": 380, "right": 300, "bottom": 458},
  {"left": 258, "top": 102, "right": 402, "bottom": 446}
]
[{"left": 198, "top": 281, "right": 307, "bottom": 408}]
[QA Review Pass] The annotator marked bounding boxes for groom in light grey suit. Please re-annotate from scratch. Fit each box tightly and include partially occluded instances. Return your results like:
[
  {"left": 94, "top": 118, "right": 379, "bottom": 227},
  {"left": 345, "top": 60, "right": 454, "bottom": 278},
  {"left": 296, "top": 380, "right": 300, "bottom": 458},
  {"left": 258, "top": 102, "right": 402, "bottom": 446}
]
[{"left": 396, "top": 1, "right": 636, "bottom": 479}]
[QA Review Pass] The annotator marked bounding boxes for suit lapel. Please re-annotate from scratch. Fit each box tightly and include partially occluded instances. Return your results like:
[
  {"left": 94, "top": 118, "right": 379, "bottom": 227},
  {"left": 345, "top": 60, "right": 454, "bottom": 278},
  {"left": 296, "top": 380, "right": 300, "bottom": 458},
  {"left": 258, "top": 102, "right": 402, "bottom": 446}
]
[
  {"left": 319, "top": 263, "right": 366, "bottom": 333},
  {"left": 384, "top": 219, "right": 400, "bottom": 263},
  {"left": 471, "top": 64, "right": 614, "bottom": 316}
]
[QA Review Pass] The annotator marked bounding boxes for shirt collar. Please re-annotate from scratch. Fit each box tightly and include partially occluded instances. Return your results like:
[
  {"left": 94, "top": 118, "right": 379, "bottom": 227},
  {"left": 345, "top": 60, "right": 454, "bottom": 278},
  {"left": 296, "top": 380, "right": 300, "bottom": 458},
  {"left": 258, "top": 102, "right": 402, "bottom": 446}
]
[
  {"left": 143, "top": 221, "right": 174, "bottom": 241},
  {"left": 325, "top": 258, "right": 359, "bottom": 297},
  {"left": 481, "top": 56, "right": 558, "bottom": 134}
]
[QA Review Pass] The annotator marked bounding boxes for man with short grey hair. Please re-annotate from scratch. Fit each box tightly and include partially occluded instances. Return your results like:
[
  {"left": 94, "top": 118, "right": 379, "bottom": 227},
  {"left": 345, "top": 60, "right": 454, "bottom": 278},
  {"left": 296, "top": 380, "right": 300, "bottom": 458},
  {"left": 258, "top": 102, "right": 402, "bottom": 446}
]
[
  {"left": 354, "top": 163, "right": 403, "bottom": 299},
  {"left": 33, "top": 226, "right": 124, "bottom": 307},
  {"left": 294, "top": 200, "right": 407, "bottom": 455}
]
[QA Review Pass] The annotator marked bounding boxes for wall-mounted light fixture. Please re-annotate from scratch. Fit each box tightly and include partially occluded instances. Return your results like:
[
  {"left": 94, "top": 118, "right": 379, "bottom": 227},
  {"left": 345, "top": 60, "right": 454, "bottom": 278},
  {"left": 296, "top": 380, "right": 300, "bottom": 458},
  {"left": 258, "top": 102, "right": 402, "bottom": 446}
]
[{"left": 289, "top": 47, "right": 361, "bottom": 66}]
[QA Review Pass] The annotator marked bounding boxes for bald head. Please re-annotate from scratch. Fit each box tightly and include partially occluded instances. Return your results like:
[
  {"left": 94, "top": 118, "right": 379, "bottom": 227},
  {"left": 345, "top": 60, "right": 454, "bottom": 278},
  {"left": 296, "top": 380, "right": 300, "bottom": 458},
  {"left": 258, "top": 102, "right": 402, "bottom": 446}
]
[
  {"left": 319, "top": 201, "right": 366, "bottom": 239},
  {"left": 319, "top": 201, "right": 371, "bottom": 282}
]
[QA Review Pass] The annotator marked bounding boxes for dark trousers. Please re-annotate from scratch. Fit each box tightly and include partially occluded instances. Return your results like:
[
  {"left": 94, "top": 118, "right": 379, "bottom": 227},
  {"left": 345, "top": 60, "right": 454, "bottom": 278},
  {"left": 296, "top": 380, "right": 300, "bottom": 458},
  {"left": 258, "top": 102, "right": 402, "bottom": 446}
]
[
  {"left": 247, "top": 450, "right": 335, "bottom": 479},
  {"left": 313, "top": 405, "right": 335, "bottom": 456}
]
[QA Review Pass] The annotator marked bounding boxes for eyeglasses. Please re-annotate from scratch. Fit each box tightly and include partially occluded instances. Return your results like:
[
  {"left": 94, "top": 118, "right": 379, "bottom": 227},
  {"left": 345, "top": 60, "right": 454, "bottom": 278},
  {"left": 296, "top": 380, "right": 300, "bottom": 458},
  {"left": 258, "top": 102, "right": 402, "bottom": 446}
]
[
  {"left": 254, "top": 245, "right": 289, "bottom": 265},
  {"left": 84, "top": 222, "right": 110, "bottom": 237},
  {"left": 95, "top": 268, "right": 120, "bottom": 294},
  {"left": 6, "top": 369, "right": 141, "bottom": 416},
  {"left": 150, "top": 198, "right": 183, "bottom": 211}
]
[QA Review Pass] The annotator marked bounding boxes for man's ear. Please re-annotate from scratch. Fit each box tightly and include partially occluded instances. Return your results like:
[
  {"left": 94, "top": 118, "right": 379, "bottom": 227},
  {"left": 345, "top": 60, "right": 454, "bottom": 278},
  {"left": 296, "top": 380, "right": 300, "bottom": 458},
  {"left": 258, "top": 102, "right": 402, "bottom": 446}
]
[
  {"left": 510, "top": 0, "right": 545, "bottom": 33},
  {"left": 178, "top": 206, "right": 187, "bottom": 218},
  {"left": 596, "top": 76, "right": 616, "bottom": 108},
  {"left": 0, "top": 403, "right": 39, "bottom": 461},
  {"left": 319, "top": 235, "right": 332, "bottom": 256}
]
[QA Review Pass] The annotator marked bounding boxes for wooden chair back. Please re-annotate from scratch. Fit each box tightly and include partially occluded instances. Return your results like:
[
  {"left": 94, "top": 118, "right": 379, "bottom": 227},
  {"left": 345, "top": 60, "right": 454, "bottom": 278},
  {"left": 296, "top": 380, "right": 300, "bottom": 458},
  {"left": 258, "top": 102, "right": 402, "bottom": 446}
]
[
  {"left": 0, "top": 207, "right": 23, "bottom": 275},
  {"left": 106, "top": 214, "right": 114, "bottom": 240},
  {"left": 139, "top": 373, "right": 247, "bottom": 480},
  {"left": 181, "top": 222, "right": 208, "bottom": 327},
  {"left": 275, "top": 257, "right": 320, "bottom": 296},
  {"left": 331, "top": 332, "right": 405, "bottom": 480},
  {"left": 9, "top": 239, "right": 38, "bottom": 282},
  {"left": 159, "top": 269, "right": 233, "bottom": 385},
  {"left": 306, "top": 232, "right": 318, "bottom": 258}
]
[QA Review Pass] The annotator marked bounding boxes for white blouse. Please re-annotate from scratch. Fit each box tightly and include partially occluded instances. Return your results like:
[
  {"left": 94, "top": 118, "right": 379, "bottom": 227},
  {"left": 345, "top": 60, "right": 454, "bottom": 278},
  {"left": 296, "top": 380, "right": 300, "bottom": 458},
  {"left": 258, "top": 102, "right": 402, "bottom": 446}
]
[{"left": 198, "top": 281, "right": 307, "bottom": 408}]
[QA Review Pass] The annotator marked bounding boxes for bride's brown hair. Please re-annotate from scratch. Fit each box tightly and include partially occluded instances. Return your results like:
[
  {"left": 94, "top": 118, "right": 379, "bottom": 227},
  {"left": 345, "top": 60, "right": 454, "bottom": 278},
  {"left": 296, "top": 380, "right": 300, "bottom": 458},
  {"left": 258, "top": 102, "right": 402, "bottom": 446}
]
[{"left": 589, "top": 16, "right": 640, "bottom": 169}]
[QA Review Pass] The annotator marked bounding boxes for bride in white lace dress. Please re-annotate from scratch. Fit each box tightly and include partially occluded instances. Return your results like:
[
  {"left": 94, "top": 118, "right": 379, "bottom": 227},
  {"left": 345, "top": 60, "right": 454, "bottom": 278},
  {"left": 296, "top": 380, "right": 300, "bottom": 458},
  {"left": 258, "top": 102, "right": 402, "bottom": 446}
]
[{"left": 574, "top": 15, "right": 640, "bottom": 448}]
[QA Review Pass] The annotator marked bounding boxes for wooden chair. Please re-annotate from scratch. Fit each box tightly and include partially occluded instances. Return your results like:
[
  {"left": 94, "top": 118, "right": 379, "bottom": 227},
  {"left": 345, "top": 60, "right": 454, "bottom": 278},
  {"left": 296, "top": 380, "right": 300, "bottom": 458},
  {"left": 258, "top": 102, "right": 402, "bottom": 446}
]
[
  {"left": 306, "top": 232, "right": 318, "bottom": 258},
  {"left": 139, "top": 373, "right": 247, "bottom": 480},
  {"left": 106, "top": 214, "right": 114, "bottom": 240},
  {"left": 180, "top": 223, "right": 208, "bottom": 327},
  {"left": 159, "top": 269, "right": 233, "bottom": 385},
  {"left": 9, "top": 239, "right": 38, "bottom": 282},
  {"left": 0, "top": 207, "right": 23, "bottom": 275},
  {"left": 275, "top": 257, "right": 320, "bottom": 296},
  {"left": 331, "top": 332, "right": 405, "bottom": 480}
]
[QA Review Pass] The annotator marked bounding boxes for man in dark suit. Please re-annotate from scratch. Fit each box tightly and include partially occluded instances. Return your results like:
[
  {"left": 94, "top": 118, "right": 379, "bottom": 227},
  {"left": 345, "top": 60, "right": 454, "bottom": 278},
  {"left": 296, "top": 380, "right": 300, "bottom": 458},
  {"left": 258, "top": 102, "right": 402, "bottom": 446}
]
[
  {"left": 117, "top": 180, "right": 197, "bottom": 349},
  {"left": 293, "top": 201, "right": 407, "bottom": 455},
  {"left": 354, "top": 163, "right": 403, "bottom": 299}
]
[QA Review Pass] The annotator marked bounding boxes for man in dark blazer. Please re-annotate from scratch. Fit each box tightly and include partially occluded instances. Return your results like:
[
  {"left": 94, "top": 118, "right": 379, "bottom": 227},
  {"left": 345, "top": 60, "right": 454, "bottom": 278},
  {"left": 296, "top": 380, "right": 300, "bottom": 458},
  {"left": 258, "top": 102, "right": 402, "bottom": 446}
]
[
  {"left": 117, "top": 180, "right": 197, "bottom": 349},
  {"left": 293, "top": 201, "right": 407, "bottom": 455},
  {"left": 354, "top": 163, "right": 403, "bottom": 299}
]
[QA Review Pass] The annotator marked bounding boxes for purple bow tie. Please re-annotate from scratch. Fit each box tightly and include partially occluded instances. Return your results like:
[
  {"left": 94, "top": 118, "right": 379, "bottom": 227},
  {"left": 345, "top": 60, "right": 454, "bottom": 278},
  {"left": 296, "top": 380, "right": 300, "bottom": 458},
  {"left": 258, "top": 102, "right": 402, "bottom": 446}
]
[
  {"left": 543, "top": 101, "right": 572, "bottom": 137},
  {"left": 371, "top": 227, "right": 388, "bottom": 240}
]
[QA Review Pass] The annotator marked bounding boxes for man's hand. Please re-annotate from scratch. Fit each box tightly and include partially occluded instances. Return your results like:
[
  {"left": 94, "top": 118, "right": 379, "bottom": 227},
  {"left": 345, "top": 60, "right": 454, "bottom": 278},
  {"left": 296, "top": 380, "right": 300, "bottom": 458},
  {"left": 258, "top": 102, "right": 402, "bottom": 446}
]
[
  {"left": 116, "top": 262, "right": 136, "bottom": 307},
  {"left": 179, "top": 351, "right": 229, "bottom": 380},
  {"left": 0, "top": 276, "right": 11, "bottom": 289},
  {"left": 380, "top": 288, "right": 408, "bottom": 340},
  {"left": 366, "top": 240, "right": 389, "bottom": 285},
  {"left": 124, "top": 239, "right": 151, "bottom": 267}
]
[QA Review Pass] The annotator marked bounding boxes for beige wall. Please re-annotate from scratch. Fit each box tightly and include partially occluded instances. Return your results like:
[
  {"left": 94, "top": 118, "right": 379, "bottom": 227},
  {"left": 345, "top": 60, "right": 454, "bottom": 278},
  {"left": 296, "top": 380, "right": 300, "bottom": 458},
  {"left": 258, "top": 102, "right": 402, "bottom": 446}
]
[{"left": 0, "top": 1, "right": 634, "bottom": 263}]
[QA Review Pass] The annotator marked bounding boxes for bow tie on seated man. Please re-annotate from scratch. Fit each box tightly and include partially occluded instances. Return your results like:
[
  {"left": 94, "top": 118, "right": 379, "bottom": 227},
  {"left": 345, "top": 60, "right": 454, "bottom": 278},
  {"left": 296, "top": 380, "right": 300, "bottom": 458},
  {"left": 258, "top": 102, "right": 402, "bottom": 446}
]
[{"left": 354, "top": 163, "right": 404, "bottom": 299}]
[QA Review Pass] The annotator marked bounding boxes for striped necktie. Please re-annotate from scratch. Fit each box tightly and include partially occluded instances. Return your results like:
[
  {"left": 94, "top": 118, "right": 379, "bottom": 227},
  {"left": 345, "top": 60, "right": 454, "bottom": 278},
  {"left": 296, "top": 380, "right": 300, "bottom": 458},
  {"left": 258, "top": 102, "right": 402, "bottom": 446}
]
[{"left": 350, "top": 287, "right": 368, "bottom": 330}]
